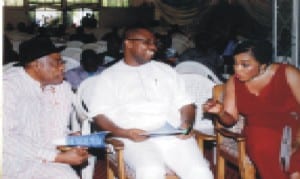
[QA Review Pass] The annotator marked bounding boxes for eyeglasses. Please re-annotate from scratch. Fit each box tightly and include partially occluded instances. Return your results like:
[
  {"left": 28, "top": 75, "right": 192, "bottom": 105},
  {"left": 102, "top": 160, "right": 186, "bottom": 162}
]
[{"left": 126, "top": 38, "right": 157, "bottom": 46}]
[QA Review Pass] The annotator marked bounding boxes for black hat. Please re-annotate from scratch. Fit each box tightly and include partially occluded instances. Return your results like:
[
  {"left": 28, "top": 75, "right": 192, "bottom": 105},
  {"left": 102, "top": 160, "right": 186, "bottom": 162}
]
[{"left": 17, "top": 37, "right": 65, "bottom": 66}]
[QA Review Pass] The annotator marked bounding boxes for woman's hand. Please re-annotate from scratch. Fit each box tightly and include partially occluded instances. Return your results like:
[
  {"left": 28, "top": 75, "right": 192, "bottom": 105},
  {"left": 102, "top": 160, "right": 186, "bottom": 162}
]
[
  {"left": 202, "top": 98, "right": 223, "bottom": 115},
  {"left": 55, "top": 147, "right": 89, "bottom": 166}
]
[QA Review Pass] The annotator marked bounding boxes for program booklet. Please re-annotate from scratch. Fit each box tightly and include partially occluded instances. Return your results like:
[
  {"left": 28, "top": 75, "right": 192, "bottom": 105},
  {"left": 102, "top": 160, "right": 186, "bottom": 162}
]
[{"left": 140, "top": 123, "right": 188, "bottom": 137}]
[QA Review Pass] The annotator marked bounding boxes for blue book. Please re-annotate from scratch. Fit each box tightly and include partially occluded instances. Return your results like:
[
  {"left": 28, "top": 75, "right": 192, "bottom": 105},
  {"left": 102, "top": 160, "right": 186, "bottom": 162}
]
[{"left": 53, "top": 132, "right": 109, "bottom": 148}]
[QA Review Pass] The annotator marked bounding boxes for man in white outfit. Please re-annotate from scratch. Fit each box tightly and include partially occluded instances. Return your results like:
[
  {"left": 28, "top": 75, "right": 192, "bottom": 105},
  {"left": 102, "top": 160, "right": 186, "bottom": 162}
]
[
  {"left": 87, "top": 27, "right": 213, "bottom": 179},
  {"left": 3, "top": 37, "right": 89, "bottom": 178}
]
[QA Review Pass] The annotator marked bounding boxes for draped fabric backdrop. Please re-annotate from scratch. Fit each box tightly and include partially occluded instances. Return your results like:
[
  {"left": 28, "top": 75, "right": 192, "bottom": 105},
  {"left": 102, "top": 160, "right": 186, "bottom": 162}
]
[{"left": 131, "top": 0, "right": 272, "bottom": 28}]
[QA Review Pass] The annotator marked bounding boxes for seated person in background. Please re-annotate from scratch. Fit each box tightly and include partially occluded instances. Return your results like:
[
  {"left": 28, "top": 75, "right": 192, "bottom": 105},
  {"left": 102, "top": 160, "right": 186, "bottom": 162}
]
[
  {"left": 69, "top": 26, "right": 97, "bottom": 44},
  {"left": 168, "top": 24, "right": 194, "bottom": 56},
  {"left": 65, "top": 49, "right": 105, "bottom": 91},
  {"left": 203, "top": 40, "right": 300, "bottom": 179},
  {"left": 87, "top": 26, "right": 213, "bottom": 179},
  {"left": 154, "top": 33, "right": 178, "bottom": 67},
  {"left": 3, "top": 37, "right": 89, "bottom": 179},
  {"left": 98, "top": 33, "right": 122, "bottom": 67},
  {"left": 178, "top": 31, "right": 223, "bottom": 79},
  {"left": 3, "top": 35, "right": 19, "bottom": 65},
  {"left": 5, "top": 21, "right": 35, "bottom": 43}
]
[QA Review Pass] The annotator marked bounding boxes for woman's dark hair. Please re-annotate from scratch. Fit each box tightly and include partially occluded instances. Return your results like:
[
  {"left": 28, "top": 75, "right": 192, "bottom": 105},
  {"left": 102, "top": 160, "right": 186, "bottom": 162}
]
[{"left": 233, "top": 40, "right": 273, "bottom": 65}]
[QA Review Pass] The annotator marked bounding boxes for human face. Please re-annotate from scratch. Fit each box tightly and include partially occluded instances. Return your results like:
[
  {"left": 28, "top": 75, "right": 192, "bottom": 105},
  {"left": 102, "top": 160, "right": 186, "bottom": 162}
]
[
  {"left": 125, "top": 29, "right": 157, "bottom": 65},
  {"left": 233, "top": 52, "right": 262, "bottom": 82},
  {"left": 37, "top": 53, "right": 65, "bottom": 86}
]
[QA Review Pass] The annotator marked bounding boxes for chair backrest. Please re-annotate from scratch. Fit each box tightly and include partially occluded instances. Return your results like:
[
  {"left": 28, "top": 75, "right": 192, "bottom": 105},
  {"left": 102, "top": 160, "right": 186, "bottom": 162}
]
[
  {"left": 11, "top": 40, "right": 22, "bottom": 53},
  {"left": 75, "top": 76, "right": 99, "bottom": 122},
  {"left": 97, "top": 40, "right": 108, "bottom": 52},
  {"left": 3, "top": 61, "right": 18, "bottom": 73},
  {"left": 82, "top": 42, "right": 107, "bottom": 53},
  {"left": 213, "top": 84, "right": 225, "bottom": 102},
  {"left": 179, "top": 73, "right": 216, "bottom": 130},
  {"left": 74, "top": 76, "right": 99, "bottom": 179},
  {"left": 175, "top": 61, "right": 223, "bottom": 84},
  {"left": 66, "top": 40, "right": 84, "bottom": 48},
  {"left": 62, "top": 56, "right": 80, "bottom": 72},
  {"left": 61, "top": 47, "right": 82, "bottom": 61}
]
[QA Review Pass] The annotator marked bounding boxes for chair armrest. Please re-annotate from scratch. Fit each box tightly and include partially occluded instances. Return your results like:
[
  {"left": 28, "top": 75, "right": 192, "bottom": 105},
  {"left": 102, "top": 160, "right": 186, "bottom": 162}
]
[
  {"left": 105, "top": 138, "right": 124, "bottom": 151},
  {"left": 105, "top": 137, "right": 126, "bottom": 179},
  {"left": 194, "top": 130, "right": 216, "bottom": 141},
  {"left": 215, "top": 128, "right": 245, "bottom": 142}
]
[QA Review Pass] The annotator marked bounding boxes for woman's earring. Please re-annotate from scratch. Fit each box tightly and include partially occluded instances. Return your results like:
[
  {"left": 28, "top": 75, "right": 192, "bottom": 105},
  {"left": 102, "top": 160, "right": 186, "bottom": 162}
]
[{"left": 259, "top": 65, "right": 267, "bottom": 75}]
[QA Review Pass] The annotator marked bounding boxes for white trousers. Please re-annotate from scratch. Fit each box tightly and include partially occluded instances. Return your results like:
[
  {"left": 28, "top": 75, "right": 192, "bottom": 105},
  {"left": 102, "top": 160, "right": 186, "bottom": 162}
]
[{"left": 121, "top": 136, "right": 213, "bottom": 179}]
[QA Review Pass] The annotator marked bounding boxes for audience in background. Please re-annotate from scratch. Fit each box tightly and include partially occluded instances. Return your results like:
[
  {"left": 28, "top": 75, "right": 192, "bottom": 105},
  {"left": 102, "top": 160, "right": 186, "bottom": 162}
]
[
  {"left": 178, "top": 31, "right": 223, "bottom": 79},
  {"left": 65, "top": 49, "right": 105, "bottom": 91},
  {"left": 81, "top": 13, "right": 97, "bottom": 29},
  {"left": 5, "top": 23, "right": 14, "bottom": 31},
  {"left": 3, "top": 35, "right": 19, "bottom": 65},
  {"left": 98, "top": 31, "right": 123, "bottom": 67},
  {"left": 54, "top": 24, "right": 67, "bottom": 39},
  {"left": 154, "top": 33, "right": 178, "bottom": 67},
  {"left": 69, "top": 26, "right": 97, "bottom": 43},
  {"left": 36, "top": 27, "right": 51, "bottom": 38},
  {"left": 5, "top": 22, "right": 35, "bottom": 45},
  {"left": 168, "top": 24, "right": 194, "bottom": 56}
]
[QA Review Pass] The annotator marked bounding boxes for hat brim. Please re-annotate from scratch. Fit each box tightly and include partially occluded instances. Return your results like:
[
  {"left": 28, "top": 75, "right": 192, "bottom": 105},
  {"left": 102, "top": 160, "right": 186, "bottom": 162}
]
[{"left": 14, "top": 45, "right": 67, "bottom": 67}]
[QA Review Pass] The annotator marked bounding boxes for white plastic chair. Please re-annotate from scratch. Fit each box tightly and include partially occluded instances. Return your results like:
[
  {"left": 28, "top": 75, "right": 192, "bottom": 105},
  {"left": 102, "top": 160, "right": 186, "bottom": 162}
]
[
  {"left": 96, "top": 40, "right": 108, "bottom": 53},
  {"left": 175, "top": 61, "right": 223, "bottom": 84},
  {"left": 61, "top": 47, "right": 82, "bottom": 62},
  {"left": 66, "top": 40, "right": 84, "bottom": 48},
  {"left": 179, "top": 73, "right": 215, "bottom": 131},
  {"left": 62, "top": 56, "right": 80, "bottom": 72},
  {"left": 11, "top": 40, "right": 22, "bottom": 53},
  {"left": 3, "top": 61, "right": 18, "bottom": 73},
  {"left": 82, "top": 42, "right": 107, "bottom": 54},
  {"left": 178, "top": 73, "right": 217, "bottom": 164},
  {"left": 75, "top": 76, "right": 100, "bottom": 179},
  {"left": 75, "top": 76, "right": 98, "bottom": 122}
]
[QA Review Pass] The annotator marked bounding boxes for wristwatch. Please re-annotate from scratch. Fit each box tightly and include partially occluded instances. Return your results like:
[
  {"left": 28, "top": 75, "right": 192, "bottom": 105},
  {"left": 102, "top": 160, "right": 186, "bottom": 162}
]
[{"left": 184, "top": 125, "right": 193, "bottom": 135}]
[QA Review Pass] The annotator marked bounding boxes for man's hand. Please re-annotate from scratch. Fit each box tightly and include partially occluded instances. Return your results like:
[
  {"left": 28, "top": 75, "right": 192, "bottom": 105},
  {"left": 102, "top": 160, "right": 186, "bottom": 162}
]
[
  {"left": 69, "top": 131, "right": 81, "bottom": 136},
  {"left": 126, "top": 129, "right": 149, "bottom": 142},
  {"left": 55, "top": 147, "right": 89, "bottom": 166},
  {"left": 176, "top": 129, "right": 195, "bottom": 140}
]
